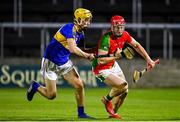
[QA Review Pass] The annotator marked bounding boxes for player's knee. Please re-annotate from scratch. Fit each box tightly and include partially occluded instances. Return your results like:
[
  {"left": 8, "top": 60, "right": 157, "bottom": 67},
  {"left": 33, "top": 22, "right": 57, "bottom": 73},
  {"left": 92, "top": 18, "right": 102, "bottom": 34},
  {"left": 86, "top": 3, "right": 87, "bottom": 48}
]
[
  {"left": 125, "top": 88, "right": 128, "bottom": 95},
  {"left": 76, "top": 83, "right": 84, "bottom": 91},
  {"left": 123, "top": 82, "right": 128, "bottom": 92},
  {"left": 74, "top": 81, "right": 84, "bottom": 91},
  {"left": 117, "top": 81, "right": 128, "bottom": 89},
  {"left": 124, "top": 81, "right": 128, "bottom": 87},
  {"left": 125, "top": 82, "right": 128, "bottom": 89},
  {"left": 47, "top": 92, "right": 56, "bottom": 100}
]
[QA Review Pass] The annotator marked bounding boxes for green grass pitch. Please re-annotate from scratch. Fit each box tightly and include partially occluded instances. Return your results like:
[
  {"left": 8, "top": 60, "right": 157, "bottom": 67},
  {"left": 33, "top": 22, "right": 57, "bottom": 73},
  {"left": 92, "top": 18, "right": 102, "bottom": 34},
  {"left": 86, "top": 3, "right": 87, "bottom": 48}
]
[{"left": 0, "top": 88, "right": 180, "bottom": 121}]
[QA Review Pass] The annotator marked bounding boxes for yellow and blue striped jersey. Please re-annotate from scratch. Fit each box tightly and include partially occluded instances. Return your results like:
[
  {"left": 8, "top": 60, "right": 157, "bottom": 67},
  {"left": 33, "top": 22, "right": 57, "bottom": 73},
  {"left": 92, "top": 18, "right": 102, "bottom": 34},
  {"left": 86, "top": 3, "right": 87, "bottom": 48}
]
[{"left": 44, "top": 23, "right": 85, "bottom": 65}]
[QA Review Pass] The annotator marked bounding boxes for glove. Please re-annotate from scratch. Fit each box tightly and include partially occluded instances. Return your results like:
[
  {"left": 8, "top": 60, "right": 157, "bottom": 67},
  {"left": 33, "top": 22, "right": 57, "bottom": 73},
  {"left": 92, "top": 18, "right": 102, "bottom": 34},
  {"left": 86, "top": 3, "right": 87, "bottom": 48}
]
[{"left": 121, "top": 47, "right": 135, "bottom": 59}]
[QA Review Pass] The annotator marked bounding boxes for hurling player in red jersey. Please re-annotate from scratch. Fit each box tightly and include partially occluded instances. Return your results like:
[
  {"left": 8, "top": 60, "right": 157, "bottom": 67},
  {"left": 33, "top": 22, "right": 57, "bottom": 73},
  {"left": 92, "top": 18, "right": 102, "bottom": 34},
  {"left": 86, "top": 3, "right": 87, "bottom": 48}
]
[{"left": 92, "top": 15, "right": 156, "bottom": 119}]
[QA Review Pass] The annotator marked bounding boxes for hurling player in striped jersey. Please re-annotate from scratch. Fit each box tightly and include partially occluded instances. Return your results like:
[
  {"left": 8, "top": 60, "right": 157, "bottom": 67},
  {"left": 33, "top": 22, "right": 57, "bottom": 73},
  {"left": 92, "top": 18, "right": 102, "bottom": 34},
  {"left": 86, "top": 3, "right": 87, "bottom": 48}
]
[{"left": 27, "top": 8, "right": 94, "bottom": 118}]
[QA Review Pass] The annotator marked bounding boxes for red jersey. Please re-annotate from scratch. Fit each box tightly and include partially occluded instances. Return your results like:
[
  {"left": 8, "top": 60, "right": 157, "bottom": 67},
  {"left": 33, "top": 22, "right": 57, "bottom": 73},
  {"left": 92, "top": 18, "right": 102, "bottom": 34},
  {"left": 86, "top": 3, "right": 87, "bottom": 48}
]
[{"left": 92, "top": 31, "right": 132, "bottom": 74}]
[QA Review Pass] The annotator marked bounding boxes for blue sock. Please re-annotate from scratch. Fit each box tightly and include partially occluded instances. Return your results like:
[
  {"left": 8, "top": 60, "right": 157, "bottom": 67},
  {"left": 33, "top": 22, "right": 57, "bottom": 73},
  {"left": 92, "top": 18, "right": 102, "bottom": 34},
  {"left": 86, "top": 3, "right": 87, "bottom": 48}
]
[
  {"left": 33, "top": 81, "right": 40, "bottom": 91},
  {"left": 78, "top": 106, "right": 85, "bottom": 115}
]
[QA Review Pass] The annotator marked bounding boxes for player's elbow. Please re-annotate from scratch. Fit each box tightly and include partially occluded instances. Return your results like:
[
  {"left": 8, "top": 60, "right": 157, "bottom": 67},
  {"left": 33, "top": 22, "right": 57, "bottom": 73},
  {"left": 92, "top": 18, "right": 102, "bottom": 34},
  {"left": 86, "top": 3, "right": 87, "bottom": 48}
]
[{"left": 135, "top": 43, "right": 142, "bottom": 50}]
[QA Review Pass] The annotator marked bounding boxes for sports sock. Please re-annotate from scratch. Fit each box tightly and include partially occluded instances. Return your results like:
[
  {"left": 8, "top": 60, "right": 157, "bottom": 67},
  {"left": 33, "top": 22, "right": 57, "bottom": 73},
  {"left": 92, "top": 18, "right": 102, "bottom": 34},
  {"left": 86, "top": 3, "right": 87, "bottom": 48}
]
[
  {"left": 106, "top": 94, "right": 113, "bottom": 101},
  {"left": 33, "top": 80, "right": 40, "bottom": 91},
  {"left": 78, "top": 106, "right": 85, "bottom": 115}
]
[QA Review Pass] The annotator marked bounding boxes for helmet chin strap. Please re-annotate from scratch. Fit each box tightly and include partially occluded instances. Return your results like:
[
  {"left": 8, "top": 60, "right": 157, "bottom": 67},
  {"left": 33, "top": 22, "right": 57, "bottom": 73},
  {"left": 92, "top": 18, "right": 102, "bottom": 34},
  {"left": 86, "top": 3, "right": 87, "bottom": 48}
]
[{"left": 74, "top": 21, "right": 83, "bottom": 32}]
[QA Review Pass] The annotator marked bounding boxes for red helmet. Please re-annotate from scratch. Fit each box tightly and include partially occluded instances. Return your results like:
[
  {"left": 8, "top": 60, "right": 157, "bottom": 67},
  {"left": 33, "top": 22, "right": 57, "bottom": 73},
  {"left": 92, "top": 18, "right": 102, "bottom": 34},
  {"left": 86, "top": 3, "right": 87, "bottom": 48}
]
[{"left": 111, "top": 15, "right": 126, "bottom": 26}]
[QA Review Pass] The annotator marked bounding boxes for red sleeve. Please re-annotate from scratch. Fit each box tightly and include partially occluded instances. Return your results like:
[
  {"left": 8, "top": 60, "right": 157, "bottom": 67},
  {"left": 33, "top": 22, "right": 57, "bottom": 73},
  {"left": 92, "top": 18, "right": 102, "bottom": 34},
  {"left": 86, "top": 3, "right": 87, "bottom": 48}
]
[{"left": 123, "top": 31, "right": 132, "bottom": 43}]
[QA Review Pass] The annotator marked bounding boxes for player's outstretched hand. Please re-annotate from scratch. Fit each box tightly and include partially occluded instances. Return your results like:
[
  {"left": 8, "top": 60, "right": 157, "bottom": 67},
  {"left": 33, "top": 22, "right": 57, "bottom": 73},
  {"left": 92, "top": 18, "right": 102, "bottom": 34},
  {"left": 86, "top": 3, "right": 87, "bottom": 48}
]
[
  {"left": 87, "top": 53, "right": 95, "bottom": 61},
  {"left": 114, "top": 47, "right": 135, "bottom": 59},
  {"left": 114, "top": 48, "right": 122, "bottom": 58},
  {"left": 147, "top": 59, "right": 156, "bottom": 70}
]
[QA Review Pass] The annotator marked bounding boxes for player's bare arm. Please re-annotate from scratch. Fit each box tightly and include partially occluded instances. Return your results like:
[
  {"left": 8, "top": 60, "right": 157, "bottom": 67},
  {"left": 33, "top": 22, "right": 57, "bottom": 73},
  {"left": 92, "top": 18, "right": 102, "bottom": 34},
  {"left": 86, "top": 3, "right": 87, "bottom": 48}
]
[
  {"left": 97, "top": 48, "right": 121, "bottom": 64},
  {"left": 67, "top": 38, "right": 94, "bottom": 60},
  {"left": 129, "top": 37, "right": 155, "bottom": 68}
]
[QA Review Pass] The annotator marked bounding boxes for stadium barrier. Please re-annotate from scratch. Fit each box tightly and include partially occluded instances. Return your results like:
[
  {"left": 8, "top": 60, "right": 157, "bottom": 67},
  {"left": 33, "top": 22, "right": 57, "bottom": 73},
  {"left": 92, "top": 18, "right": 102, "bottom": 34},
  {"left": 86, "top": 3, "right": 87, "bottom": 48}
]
[
  {"left": 0, "top": 64, "right": 105, "bottom": 88},
  {"left": 1, "top": 59, "right": 180, "bottom": 88}
]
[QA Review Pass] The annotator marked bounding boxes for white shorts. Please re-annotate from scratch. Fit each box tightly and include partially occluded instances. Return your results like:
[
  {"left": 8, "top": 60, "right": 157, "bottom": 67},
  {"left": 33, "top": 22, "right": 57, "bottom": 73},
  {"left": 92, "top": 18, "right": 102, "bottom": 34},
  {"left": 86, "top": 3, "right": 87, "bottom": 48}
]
[
  {"left": 96, "top": 61, "right": 125, "bottom": 82},
  {"left": 40, "top": 58, "right": 74, "bottom": 81}
]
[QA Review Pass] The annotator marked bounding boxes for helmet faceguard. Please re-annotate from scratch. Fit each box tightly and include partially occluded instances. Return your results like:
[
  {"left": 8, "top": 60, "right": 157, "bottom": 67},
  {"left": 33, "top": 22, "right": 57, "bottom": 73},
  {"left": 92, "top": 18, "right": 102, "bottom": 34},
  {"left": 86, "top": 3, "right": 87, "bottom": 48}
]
[
  {"left": 111, "top": 15, "right": 126, "bottom": 36},
  {"left": 74, "top": 8, "right": 92, "bottom": 29}
]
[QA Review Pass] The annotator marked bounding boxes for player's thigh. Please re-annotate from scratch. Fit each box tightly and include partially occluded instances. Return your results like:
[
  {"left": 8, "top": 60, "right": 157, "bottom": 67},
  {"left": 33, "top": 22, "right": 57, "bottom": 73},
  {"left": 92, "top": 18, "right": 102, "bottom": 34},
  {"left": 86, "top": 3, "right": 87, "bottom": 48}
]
[
  {"left": 40, "top": 58, "right": 58, "bottom": 93},
  {"left": 44, "top": 79, "right": 57, "bottom": 93},
  {"left": 118, "top": 72, "right": 126, "bottom": 81},
  {"left": 113, "top": 61, "right": 126, "bottom": 81},
  {"left": 104, "top": 74, "right": 127, "bottom": 88},
  {"left": 63, "top": 68, "right": 83, "bottom": 89}
]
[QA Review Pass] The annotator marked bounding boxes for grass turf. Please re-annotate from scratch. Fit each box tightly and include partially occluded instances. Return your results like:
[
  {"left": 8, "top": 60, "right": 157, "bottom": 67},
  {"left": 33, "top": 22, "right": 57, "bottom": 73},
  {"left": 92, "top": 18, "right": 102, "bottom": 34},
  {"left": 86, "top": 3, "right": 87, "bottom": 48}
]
[{"left": 0, "top": 88, "right": 180, "bottom": 121}]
